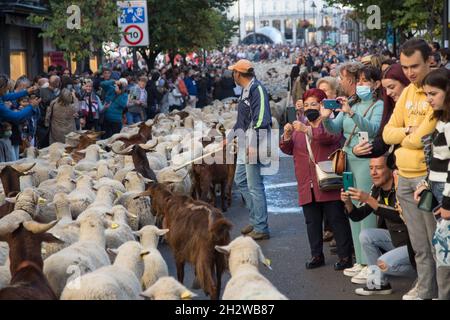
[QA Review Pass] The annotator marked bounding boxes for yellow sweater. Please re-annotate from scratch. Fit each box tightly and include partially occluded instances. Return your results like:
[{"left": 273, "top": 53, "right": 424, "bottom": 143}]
[{"left": 383, "top": 83, "right": 437, "bottom": 178}]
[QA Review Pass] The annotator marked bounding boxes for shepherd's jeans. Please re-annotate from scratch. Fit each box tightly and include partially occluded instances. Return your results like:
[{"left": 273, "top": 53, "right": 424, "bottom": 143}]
[{"left": 234, "top": 149, "right": 269, "bottom": 234}]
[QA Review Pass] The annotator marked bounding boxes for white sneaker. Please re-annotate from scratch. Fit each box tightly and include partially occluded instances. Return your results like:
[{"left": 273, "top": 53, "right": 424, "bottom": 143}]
[
  {"left": 351, "top": 266, "right": 369, "bottom": 284},
  {"left": 343, "top": 263, "right": 363, "bottom": 277},
  {"left": 402, "top": 280, "right": 419, "bottom": 300}
]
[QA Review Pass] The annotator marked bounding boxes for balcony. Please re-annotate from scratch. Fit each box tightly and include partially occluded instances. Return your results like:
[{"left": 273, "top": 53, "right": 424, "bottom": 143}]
[{"left": 0, "top": 0, "right": 50, "bottom": 14}]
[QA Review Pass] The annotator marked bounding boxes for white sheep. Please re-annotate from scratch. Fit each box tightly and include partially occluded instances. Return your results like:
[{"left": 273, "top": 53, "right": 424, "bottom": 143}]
[
  {"left": 156, "top": 167, "right": 192, "bottom": 196},
  {"left": 74, "top": 144, "right": 107, "bottom": 172},
  {"left": 105, "top": 205, "right": 136, "bottom": 250},
  {"left": 140, "top": 277, "right": 197, "bottom": 300},
  {"left": 78, "top": 185, "right": 119, "bottom": 220},
  {"left": 60, "top": 241, "right": 146, "bottom": 300},
  {"left": 37, "top": 165, "right": 75, "bottom": 201},
  {"left": 42, "top": 193, "right": 79, "bottom": 259},
  {"left": 96, "top": 160, "right": 113, "bottom": 179},
  {"left": 94, "top": 177, "right": 126, "bottom": 194},
  {"left": 0, "top": 260, "right": 11, "bottom": 290},
  {"left": 215, "top": 236, "right": 288, "bottom": 300},
  {"left": 43, "top": 212, "right": 111, "bottom": 298},
  {"left": 134, "top": 225, "right": 169, "bottom": 289},
  {"left": 67, "top": 175, "right": 96, "bottom": 218},
  {"left": 114, "top": 172, "right": 154, "bottom": 230}
]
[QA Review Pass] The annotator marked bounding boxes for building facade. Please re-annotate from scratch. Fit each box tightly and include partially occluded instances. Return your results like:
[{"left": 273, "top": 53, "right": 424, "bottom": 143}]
[{"left": 227, "top": 0, "right": 356, "bottom": 46}]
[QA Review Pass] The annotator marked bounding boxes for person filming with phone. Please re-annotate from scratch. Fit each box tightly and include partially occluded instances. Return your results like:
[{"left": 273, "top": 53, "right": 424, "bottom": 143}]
[
  {"left": 280, "top": 88, "right": 353, "bottom": 271},
  {"left": 322, "top": 65, "right": 385, "bottom": 278},
  {"left": 341, "top": 155, "right": 415, "bottom": 296}
]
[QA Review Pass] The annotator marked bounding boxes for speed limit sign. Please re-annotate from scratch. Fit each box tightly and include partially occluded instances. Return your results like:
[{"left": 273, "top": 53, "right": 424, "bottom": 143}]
[
  {"left": 118, "top": 1, "right": 149, "bottom": 47},
  {"left": 124, "top": 25, "right": 143, "bottom": 46}
]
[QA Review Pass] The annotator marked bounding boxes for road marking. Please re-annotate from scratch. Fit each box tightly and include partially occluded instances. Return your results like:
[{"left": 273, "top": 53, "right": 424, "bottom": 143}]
[
  {"left": 268, "top": 206, "right": 302, "bottom": 215},
  {"left": 265, "top": 182, "right": 297, "bottom": 190}
]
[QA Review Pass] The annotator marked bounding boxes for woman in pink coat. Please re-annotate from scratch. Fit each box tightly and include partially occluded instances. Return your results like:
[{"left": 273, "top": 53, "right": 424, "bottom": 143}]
[{"left": 280, "top": 88, "right": 353, "bottom": 271}]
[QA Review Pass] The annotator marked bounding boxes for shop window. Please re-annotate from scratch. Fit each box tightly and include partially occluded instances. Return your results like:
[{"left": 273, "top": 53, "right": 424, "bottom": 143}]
[{"left": 10, "top": 51, "right": 27, "bottom": 81}]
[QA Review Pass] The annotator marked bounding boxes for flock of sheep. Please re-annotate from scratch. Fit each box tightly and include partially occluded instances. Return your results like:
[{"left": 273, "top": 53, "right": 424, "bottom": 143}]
[{"left": 0, "top": 62, "right": 293, "bottom": 300}]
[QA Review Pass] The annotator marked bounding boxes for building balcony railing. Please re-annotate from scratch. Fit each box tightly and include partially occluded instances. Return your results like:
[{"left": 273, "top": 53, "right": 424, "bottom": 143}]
[{"left": 0, "top": 0, "right": 50, "bottom": 14}]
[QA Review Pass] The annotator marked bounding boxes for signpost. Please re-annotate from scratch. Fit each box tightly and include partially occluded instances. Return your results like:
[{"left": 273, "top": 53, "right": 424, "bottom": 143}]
[{"left": 117, "top": 1, "right": 149, "bottom": 47}]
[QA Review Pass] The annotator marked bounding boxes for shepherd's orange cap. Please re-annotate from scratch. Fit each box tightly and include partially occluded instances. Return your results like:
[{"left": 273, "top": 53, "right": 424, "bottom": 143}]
[{"left": 228, "top": 59, "right": 254, "bottom": 73}]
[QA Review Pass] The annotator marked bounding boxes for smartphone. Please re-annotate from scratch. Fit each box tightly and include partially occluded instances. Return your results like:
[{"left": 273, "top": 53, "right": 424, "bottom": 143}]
[
  {"left": 358, "top": 132, "right": 369, "bottom": 144},
  {"left": 343, "top": 172, "right": 354, "bottom": 192},
  {"left": 323, "top": 99, "right": 341, "bottom": 110},
  {"left": 286, "top": 106, "right": 297, "bottom": 124}
]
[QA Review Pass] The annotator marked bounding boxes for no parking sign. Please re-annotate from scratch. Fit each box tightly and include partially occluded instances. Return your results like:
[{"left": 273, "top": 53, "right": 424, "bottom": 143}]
[{"left": 118, "top": 1, "right": 149, "bottom": 47}]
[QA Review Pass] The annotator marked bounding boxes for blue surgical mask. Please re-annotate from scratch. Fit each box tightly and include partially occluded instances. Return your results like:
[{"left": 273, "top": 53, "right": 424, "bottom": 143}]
[{"left": 356, "top": 85, "right": 373, "bottom": 101}]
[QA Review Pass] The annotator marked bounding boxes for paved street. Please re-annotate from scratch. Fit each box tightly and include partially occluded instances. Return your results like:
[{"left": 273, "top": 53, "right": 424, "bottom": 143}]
[{"left": 159, "top": 155, "right": 415, "bottom": 300}]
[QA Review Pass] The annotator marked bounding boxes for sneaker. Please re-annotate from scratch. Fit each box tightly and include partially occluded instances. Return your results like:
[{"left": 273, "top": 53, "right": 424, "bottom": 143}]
[
  {"left": 247, "top": 230, "right": 270, "bottom": 241},
  {"left": 241, "top": 225, "right": 254, "bottom": 235},
  {"left": 334, "top": 257, "right": 353, "bottom": 271},
  {"left": 343, "top": 263, "right": 363, "bottom": 277},
  {"left": 351, "top": 266, "right": 369, "bottom": 284},
  {"left": 402, "top": 280, "right": 419, "bottom": 300},
  {"left": 355, "top": 283, "right": 393, "bottom": 296}
]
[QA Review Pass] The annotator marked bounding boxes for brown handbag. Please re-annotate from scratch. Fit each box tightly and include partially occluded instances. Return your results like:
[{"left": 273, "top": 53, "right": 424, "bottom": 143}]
[{"left": 329, "top": 101, "right": 377, "bottom": 175}]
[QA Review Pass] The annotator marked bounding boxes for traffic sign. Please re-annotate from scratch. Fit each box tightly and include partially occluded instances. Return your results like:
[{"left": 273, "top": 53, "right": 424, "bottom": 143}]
[{"left": 117, "top": 1, "right": 149, "bottom": 47}]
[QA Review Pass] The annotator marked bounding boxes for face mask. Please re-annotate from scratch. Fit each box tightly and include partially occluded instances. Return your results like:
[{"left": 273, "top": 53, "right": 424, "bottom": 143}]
[
  {"left": 3, "top": 131, "right": 12, "bottom": 138},
  {"left": 356, "top": 85, "right": 373, "bottom": 101},
  {"left": 304, "top": 109, "right": 321, "bottom": 122}
]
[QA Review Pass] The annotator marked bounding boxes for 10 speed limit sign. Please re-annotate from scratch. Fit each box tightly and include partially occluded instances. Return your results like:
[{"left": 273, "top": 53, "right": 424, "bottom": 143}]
[{"left": 118, "top": 1, "right": 149, "bottom": 47}]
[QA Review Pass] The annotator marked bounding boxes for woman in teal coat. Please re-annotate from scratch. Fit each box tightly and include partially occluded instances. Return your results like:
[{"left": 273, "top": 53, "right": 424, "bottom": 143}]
[{"left": 322, "top": 66, "right": 384, "bottom": 276}]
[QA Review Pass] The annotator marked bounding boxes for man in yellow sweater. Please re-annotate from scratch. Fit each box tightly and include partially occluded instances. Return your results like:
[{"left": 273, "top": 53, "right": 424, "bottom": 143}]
[{"left": 383, "top": 39, "right": 438, "bottom": 300}]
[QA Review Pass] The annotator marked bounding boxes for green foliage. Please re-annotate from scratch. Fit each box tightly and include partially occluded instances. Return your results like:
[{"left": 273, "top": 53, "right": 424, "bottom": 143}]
[
  {"left": 326, "top": 0, "right": 444, "bottom": 41},
  {"left": 141, "top": 0, "right": 237, "bottom": 65},
  {"left": 29, "top": 0, "right": 122, "bottom": 61}
]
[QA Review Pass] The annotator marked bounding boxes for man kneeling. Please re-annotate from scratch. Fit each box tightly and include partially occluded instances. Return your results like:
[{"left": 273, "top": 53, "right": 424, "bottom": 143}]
[{"left": 341, "top": 155, "right": 416, "bottom": 295}]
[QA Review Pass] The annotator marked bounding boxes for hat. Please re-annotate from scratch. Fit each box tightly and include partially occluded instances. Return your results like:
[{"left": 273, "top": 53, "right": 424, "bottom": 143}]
[{"left": 228, "top": 59, "right": 254, "bottom": 74}]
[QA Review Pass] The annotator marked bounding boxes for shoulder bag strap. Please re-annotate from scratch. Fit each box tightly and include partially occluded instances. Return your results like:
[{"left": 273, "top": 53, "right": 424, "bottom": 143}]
[
  {"left": 343, "top": 100, "right": 378, "bottom": 148},
  {"left": 304, "top": 133, "right": 316, "bottom": 164}
]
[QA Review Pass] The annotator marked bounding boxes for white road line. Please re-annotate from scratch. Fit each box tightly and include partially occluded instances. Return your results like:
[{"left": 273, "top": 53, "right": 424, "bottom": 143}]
[
  {"left": 265, "top": 182, "right": 298, "bottom": 190},
  {"left": 268, "top": 206, "right": 302, "bottom": 214}
]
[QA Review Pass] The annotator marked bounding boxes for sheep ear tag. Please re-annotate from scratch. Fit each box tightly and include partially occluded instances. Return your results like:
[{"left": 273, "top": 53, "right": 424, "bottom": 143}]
[
  {"left": 111, "top": 223, "right": 120, "bottom": 230},
  {"left": 38, "top": 197, "right": 47, "bottom": 205},
  {"left": 264, "top": 258, "right": 272, "bottom": 270},
  {"left": 116, "top": 191, "right": 123, "bottom": 198},
  {"left": 140, "top": 250, "right": 150, "bottom": 258},
  {"left": 181, "top": 291, "right": 192, "bottom": 300}
]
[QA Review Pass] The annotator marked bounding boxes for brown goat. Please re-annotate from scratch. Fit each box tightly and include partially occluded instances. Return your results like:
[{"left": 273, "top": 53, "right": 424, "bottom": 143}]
[
  {"left": 112, "top": 143, "right": 157, "bottom": 182},
  {"left": 0, "top": 163, "right": 36, "bottom": 198},
  {"left": 116, "top": 122, "right": 153, "bottom": 148},
  {"left": 66, "top": 131, "right": 104, "bottom": 162},
  {"left": 0, "top": 220, "right": 62, "bottom": 300},
  {"left": 136, "top": 183, "right": 232, "bottom": 300}
]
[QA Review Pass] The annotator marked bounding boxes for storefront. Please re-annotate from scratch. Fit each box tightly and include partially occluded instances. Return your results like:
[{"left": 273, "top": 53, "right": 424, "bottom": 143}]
[{"left": 0, "top": 0, "right": 49, "bottom": 80}]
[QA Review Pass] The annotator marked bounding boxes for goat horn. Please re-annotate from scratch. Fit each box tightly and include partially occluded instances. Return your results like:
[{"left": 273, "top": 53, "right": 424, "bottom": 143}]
[
  {"left": 138, "top": 140, "right": 158, "bottom": 150},
  {"left": 12, "top": 163, "right": 37, "bottom": 173},
  {"left": 133, "top": 190, "right": 152, "bottom": 200},
  {"left": 111, "top": 144, "right": 133, "bottom": 155},
  {"left": 23, "top": 219, "right": 59, "bottom": 234}
]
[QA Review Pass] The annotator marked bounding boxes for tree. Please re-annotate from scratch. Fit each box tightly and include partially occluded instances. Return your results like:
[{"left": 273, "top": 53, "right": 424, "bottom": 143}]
[
  {"left": 29, "top": 0, "right": 122, "bottom": 66},
  {"left": 326, "top": 0, "right": 444, "bottom": 50},
  {"left": 140, "top": 0, "right": 238, "bottom": 68}
]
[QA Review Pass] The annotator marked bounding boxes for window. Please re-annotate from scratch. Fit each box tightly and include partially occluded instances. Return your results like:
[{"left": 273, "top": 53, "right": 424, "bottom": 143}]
[
  {"left": 246, "top": 21, "right": 254, "bottom": 34},
  {"left": 272, "top": 20, "right": 281, "bottom": 31},
  {"left": 285, "top": 19, "right": 293, "bottom": 40},
  {"left": 260, "top": 20, "right": 269, "bottom": 27},
  {"left": 10, "top": 51, "right": 27, "bottom": 81}
]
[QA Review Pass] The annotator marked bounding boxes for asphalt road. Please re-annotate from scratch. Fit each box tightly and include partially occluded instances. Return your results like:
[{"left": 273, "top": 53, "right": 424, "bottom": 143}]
[{"left": 159, "top": 155, "right": 415, "bottom": 300}]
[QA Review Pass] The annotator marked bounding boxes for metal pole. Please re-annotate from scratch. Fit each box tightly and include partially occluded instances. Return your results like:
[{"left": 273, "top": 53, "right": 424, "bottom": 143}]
[
  {"left": 303, "top": 0, "right": 307, "bottom": 46},
  {"left": 238, "top": 0, "right": 241, "bottom": 42},
  {"left": 444, "top": 0, "right": 449, "bottom": 48},
  {"left": 253, "top": 0, "right": 256, "bottom": 44},
  {"left": 132, "top": 48, "right": 138, "bottom": 72}
]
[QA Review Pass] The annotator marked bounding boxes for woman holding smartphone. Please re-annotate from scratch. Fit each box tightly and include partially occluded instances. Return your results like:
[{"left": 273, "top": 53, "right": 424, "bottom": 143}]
[
  {"left": 322, "top": 66, "right": 384, "bottom": 278},
  {"left": 414, "top": 68, "right": 450, "bottom": 300},
  {"left": 280, "top": 88, "right": 353, "bottom": 271}
]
